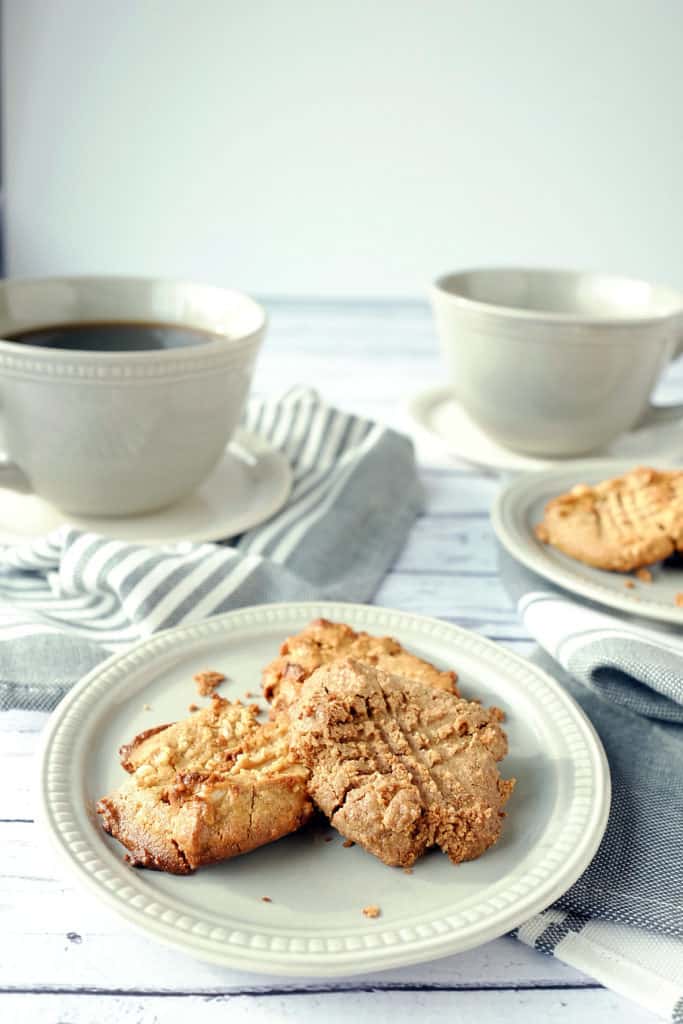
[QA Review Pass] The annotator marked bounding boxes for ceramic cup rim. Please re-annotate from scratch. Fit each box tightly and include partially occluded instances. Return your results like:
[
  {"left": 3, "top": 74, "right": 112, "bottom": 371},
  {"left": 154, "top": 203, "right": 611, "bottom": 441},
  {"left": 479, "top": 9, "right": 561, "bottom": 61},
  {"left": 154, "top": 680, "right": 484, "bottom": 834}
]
[
  {"left": 432, "top": 266, "right": 683, "bottom": 329},
  {"left": 0, "top": 274, "right": 267, "bottom": 367}
]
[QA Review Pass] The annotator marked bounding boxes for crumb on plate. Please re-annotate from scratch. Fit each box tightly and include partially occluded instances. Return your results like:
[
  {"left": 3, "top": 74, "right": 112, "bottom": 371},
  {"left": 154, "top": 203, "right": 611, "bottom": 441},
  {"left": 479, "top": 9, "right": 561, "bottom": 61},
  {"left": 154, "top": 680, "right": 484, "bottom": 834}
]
[
  {"left": 193, "top": 670, "right": 226, "bottom": 697},
  {"left": 362, "top": 905, "right": 381, "bottom": 919},
  {"left": 403, "top": 867, "right": 414, "bottom": 875},
  {"left": 188, "top": 703, "right": 199, "bottom": 712},
  {"left": 635, "top": 568, "right": 653, "bottom": 583},
  {"left": 143, "top": 703, "right": 152, "bottom": 711},
  {"left": 262, "top": 896, "right": 272, "bottom": 903},
  {"left": 342, "top": 839, "right": 355, "bottom": 848},
  {"left": 675, "top": 593, "right": 683, "bottom": 608},
  {"left": 624, "top": 580, "right": 635, "bottom": 589}
]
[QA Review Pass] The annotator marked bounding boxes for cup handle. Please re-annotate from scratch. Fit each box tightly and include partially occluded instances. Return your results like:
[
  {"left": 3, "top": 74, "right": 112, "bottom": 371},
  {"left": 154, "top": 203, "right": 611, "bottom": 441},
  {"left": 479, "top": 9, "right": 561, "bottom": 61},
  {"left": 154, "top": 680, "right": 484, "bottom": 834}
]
[
  {"left": 637, "top": 401, "right": 683, "bottom": 429},
  {"left": 674, "top": 310, "right": 683, "bottom": 358},
  {"left": 636, "top": 314, "right": 683, "bottom": 428},
  {"left": 0, "top": 408, "right": 32, "bottom": 493},
  {"left": 0, "top": 456, "right": 31, "bottom": 493}
]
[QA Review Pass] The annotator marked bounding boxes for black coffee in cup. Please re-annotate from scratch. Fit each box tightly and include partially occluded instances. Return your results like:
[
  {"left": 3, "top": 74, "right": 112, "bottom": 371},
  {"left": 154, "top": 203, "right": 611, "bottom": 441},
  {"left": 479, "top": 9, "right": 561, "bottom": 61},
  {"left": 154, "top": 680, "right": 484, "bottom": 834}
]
[{"left": 4, "top": 321, "right": 218, "bottom": 352}]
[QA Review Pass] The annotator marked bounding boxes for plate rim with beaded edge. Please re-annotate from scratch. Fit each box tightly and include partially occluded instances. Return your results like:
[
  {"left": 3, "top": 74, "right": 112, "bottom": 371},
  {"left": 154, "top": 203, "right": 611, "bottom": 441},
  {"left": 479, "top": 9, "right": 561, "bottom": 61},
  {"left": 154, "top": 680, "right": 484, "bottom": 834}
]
[
  {"left": 37, "top": 601, "right": 610, "bottom": 977},
  {"left": 492, "top": 458, "right": 683, "bottom": 625}
]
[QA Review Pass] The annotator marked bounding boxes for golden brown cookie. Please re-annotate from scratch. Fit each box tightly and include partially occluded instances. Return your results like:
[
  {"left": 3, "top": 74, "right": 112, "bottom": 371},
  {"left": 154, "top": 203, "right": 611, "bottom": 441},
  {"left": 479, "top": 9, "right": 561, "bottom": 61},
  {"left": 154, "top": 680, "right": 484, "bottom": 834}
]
[
  {"left": 535, "top": 466, "right": 683, "bottom": 571},
  {"left": 262, "top": 618, "right": 459, "bottom": 710},
  {"left": 97, "top": 695, "right": 312, "bottom": 874},
  {"left": 289, "top": 659, "right": 514, "bottom": 869}
]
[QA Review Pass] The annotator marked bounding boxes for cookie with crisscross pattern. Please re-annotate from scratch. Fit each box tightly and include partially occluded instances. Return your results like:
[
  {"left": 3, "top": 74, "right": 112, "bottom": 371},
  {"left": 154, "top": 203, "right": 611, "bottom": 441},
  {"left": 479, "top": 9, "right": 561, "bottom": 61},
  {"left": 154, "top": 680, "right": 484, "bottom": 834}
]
[
  {"left": 289, "top": 659, "right": 514, "bottom": 868},
  {"left": 97, "top": 695, "right": 312, "bottom": 873},
  {"left": 535, "top": 466, "right": 683, "bottom": 571}
]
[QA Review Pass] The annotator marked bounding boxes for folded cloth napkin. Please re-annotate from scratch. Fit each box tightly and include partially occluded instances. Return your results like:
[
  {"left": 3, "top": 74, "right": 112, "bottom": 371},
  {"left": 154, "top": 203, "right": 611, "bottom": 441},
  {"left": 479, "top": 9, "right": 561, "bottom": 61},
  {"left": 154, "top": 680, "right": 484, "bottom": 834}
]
[
  {"left": 0, "top": 388, "right": 423, "bottom": 711},
  {"left": 500, "top": 546, "right": 683, "bottom": 1022}
]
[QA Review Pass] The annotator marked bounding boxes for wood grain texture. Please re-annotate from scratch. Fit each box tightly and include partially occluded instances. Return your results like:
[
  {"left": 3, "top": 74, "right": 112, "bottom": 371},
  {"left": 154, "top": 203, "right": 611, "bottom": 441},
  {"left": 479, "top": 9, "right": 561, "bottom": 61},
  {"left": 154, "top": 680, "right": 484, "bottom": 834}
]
[
  {"left": 1, "top": 299, "right": 668, "bottom": 1022},
  {"left": 0, "top": 990, "right": 659, "bottom": 1024}
]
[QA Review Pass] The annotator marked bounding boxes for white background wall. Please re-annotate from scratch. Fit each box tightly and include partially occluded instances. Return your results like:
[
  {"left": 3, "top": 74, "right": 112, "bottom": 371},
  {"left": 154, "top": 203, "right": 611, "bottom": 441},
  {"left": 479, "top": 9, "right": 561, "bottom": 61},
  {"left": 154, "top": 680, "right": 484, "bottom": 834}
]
[{"left": 3, "top": 0, "right": 683, "bottom": 298}]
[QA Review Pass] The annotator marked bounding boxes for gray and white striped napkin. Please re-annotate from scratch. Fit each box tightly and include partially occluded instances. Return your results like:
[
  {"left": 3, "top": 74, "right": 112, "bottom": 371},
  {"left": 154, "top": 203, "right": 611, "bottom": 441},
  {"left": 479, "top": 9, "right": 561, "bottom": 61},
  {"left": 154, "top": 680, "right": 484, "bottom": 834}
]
[
  {"left": 0, "top": 388, "right": 423, "bottom": 711},
  {"left": 500, "top": 547, "right": 683, "bottom": 1023}
]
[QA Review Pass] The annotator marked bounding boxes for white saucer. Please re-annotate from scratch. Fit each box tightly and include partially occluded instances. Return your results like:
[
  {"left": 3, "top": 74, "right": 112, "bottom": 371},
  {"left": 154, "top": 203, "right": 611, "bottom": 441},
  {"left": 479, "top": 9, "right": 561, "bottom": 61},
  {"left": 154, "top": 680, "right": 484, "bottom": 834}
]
[
  {"left": 0, "top": 429, "right": 292, "bottom": 546},
  {"left": 408, "top": 386, "right": 683, "bottom": 473}
]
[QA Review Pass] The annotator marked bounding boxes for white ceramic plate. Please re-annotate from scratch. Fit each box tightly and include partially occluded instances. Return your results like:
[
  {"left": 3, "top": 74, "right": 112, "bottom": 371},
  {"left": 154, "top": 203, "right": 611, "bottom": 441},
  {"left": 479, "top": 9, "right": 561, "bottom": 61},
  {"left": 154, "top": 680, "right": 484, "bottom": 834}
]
[
  {"left": 492, "top": 460, "right": 683, "bottom": 624},
  {"left": 408, "top": 386, "right": 683, "bottom": 473},
  {"left": 0, "top": 429, "right": 292, "bottom": 546},
  {"left": 38, "top": 601, "right": 610, "bottom": 977}
]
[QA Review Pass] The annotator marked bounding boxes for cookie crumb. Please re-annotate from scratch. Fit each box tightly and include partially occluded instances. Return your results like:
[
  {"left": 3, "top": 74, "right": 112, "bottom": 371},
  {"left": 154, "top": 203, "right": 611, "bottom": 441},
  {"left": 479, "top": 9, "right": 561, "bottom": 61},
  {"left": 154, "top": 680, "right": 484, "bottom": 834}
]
[
  {"left": 342, "top": 839, "right": 355, "bottom": 848},
  {"left": 362, "top": 905, "right": 381, "bottom": 919},
  {"left": 635, "top": 568, "right": 653, "bottom": 584},
  {"left": 675, "top": 593, "right": 683, "bottom": 607},
  {"left": 143, "top": 703, "right": 152, "bottom": 711},
  {"left": 193, "top": 670, "right": 226, "bottom": 697},
  {"left": 244, "top": 690, "right": 253, "bottom": 699},
  {"left": 324, "top": 836, "right": 333, "bottom": 843},
  {"left": 188, "top": 703, "right": 199, "bottom": 712},
  {"left": 403, "top": 867, "right": 414, "bottom": 875},
  {"left": 261, "top": 896, "right": 272, "bottom": 903},
  {"left": 624, "top": 580, "right": 635, "bottom": 589},
  {"left": 534, "top": 523, "right": 550, "bottom": 544}
]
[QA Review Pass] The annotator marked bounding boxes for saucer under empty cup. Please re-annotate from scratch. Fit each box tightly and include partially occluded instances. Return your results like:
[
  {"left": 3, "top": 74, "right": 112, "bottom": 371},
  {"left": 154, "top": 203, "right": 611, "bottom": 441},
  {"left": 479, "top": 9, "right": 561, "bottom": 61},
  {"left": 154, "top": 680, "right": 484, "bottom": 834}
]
[{"left": 407, "top": 385, "right": 683, "bottom": 474}]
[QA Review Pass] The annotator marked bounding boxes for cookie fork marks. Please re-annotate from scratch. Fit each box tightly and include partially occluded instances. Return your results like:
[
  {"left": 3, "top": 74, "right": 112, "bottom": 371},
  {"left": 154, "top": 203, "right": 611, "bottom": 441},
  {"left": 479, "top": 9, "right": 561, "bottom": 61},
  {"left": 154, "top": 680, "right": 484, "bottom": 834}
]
[
  {"left": 290, "top": 659, "right": 514, "bottom": 869},
  {"left": 536, "top": 466, "right": 683, "bottom": 571}
]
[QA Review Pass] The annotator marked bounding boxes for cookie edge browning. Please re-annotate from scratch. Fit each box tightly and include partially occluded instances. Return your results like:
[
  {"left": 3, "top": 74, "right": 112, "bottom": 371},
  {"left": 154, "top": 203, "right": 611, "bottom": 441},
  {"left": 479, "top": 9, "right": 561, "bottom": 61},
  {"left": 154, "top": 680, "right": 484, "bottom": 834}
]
[
  {"left": 262, "top": 617, "right": 460, "bottom": 708},
  {"left": 97, "top": 769, "right": 314, "bottom": 874},
  {"left": 119, "top": 723, "right": 175, "bottom": 773},
  {"left": 97, "top": 789, "right": 194, "bottom": 874},
  {"left": 99, "top": 698, "right": 314, "bottom": 873}
]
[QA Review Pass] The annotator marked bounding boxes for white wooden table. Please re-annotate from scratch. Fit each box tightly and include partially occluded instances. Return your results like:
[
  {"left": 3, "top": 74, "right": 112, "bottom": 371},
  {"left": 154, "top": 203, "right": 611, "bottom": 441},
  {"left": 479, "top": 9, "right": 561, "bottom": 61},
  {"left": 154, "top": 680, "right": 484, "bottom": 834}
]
[{"left": 2, "top": 300, "right": 671, "bottom": 1023}]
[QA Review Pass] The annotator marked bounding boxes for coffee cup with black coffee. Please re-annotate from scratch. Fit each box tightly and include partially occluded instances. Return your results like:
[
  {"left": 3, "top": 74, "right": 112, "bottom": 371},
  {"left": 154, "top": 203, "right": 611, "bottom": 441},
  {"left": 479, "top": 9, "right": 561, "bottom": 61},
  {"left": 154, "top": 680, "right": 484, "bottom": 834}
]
[{"left": 0, "top": 276, "right": 266, "bottom": 515}]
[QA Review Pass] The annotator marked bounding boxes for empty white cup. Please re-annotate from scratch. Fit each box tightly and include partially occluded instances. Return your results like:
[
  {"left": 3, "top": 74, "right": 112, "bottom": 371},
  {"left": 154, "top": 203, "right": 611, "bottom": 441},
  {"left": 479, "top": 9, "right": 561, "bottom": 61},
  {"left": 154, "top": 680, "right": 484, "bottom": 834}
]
[{"left": 431, "top": 268, "right": 683, "bottom": 457}]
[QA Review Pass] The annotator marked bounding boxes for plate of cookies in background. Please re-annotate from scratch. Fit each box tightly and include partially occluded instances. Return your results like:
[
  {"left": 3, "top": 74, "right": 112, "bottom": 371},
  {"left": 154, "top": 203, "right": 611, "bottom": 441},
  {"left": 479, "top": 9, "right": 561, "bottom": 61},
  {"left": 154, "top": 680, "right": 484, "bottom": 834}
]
[
  {"left": 493, "top": 461, "right": 683, "bottom": 624},
  {"left": 38, "top": 603, "right": 609, "bottom": 976}
]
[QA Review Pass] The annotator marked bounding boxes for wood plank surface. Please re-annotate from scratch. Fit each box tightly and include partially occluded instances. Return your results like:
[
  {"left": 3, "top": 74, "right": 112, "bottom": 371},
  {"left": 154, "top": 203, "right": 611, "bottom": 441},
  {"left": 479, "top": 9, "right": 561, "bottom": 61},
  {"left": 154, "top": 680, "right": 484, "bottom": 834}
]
[
  {"left": 1, "top": 299, "right": 666, "bottom": 1022},
  {"left": 0, "top": 989, "right": 659, "bottom": 1024}
]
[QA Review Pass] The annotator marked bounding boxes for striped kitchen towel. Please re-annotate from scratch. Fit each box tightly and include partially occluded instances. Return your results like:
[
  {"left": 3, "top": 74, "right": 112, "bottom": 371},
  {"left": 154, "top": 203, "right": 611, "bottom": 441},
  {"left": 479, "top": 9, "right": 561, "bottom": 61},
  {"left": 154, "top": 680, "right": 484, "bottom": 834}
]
[
  {"left": 500, "top": 546, "right": 683, "bottom": 1022},
  {"left": 0, "top": 388, "right": 423, "bottom": 711}
]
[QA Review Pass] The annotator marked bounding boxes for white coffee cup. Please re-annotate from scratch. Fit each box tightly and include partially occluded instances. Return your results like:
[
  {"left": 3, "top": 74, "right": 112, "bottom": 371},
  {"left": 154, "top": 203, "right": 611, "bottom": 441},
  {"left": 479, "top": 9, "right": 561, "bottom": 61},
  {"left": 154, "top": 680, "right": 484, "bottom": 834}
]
[
  {"left": 431, "top": 268, "right": 683, "bottom": 457},
  {"left": 0, "top": 276, "right": 266, "bottom": 515}
]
